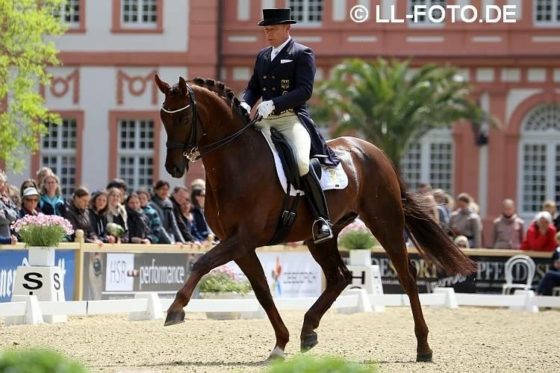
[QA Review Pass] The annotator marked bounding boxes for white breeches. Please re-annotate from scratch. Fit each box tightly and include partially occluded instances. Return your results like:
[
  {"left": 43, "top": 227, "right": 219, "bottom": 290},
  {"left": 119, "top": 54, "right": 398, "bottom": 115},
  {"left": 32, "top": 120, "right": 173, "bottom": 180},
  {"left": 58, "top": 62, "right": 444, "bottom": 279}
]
[{"left": 260, "top": 113, "right": 311, "bottom": 176}]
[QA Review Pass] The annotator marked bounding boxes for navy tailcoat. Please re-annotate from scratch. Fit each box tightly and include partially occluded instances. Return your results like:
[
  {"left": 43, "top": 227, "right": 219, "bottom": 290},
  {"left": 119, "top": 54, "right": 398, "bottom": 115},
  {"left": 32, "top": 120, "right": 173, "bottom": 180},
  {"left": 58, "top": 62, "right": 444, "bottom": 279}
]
[{"left": 243, "top": 39, "right": 339, "bottom": 166}]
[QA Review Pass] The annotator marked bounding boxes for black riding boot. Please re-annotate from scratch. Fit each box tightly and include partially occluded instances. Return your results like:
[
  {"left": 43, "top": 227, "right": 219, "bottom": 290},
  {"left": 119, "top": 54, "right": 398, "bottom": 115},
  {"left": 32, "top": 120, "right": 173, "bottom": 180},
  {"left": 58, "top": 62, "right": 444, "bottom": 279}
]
[{"left": 301, "top": 170, "right": 333, "bottom": 244}]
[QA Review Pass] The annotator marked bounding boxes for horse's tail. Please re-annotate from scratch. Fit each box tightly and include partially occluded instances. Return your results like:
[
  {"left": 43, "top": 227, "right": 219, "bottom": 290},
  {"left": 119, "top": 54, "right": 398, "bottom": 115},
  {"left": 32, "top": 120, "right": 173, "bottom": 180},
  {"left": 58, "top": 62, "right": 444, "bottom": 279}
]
[{"left": 396, "top": 174, "right": 477, "bottom": 276}]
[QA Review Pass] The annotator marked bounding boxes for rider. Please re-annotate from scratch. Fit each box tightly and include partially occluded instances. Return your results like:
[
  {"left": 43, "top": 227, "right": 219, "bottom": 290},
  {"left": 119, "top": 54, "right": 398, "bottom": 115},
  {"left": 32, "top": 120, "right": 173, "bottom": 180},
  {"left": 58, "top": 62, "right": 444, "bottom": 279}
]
[{"left": 240, "top": 8, "right": 339, "bottom": 244}]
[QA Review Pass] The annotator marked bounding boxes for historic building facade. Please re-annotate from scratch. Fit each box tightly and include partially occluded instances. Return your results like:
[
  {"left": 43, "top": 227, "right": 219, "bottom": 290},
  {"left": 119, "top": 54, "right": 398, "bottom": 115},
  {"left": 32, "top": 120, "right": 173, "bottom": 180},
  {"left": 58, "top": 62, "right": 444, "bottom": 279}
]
[{"left": 6, "top": 0, "right": 560, "bottom": 245}]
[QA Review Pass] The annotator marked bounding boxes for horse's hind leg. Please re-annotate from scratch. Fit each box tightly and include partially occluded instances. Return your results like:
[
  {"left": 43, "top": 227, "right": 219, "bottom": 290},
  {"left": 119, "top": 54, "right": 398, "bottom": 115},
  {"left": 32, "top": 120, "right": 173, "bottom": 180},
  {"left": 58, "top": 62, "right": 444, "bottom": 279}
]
[
  {"left": 360, "top": 208, "right": 433, "bottom": 362},
  {"left": 235, "top": 253, "right": 289, "bottom": 360},
  {"left": 300, "top": 236, "right": 352, "bottom": 352}
]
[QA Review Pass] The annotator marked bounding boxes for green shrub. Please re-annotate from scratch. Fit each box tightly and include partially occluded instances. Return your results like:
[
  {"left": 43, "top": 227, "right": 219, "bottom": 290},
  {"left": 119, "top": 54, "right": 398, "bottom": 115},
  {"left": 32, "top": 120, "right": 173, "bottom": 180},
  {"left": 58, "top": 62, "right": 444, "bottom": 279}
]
[
  {"left": 0, "top": 349, "right": 88, "bottom": 373},
  {"left": 339, "top": 229, "right": 376, "bottom": 250},
  {"left": 198, "top": 266, "right": 252, "bottom": 295},
  {"left": 267, "top": 354, "right": 376, "bottom": 373}
]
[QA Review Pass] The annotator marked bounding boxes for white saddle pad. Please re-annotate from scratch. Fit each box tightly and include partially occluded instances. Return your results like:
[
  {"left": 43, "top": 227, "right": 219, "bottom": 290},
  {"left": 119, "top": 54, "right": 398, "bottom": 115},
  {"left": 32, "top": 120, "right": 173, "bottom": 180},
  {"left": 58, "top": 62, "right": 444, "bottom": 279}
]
[{"left": 260, "top": 131, "right": 349, "bottom": 196}]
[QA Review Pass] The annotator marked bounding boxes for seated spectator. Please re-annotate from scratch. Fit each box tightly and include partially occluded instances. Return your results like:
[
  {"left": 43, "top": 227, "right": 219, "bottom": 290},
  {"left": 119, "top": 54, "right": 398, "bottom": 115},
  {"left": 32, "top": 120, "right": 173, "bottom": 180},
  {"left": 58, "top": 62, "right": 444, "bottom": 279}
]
[
  {"left": 150, "top": 180, "right": 185, "bottom": 243},
  {"left": 170, "top": 186, "right": 195, "bottom": 242},
  {"left": 542, "top": 200, "right": 560, "bottom": 232},
  {"left": 536, "top": 232, "right": 560, "bottom": 296},
  {"left": 87, "top": 191, "right": 116, "bottom": 243},
  {"left": 19, "top": 187, "right": 41, "bottom": 218},
  {"left": 191, "top": 187, "right": 211, "bottom": 241},
  {"left": 0, "top": 170, "right": 18, "bottom": 240},
  {"left": 39, "top": 173, "right": 66, "bottom": 216},
  {"left": 0, "top": 235, "right": 17, "bottom": 245},
  {"left": 125, "top": 193, "right": 151, "bottom": 244},
  {"left": 417, "top": 182, "right": 432, "bottom": 195},
  {"left": 179, "top": 197, "right": 201, "bottom": 243},
  {"left": 19, "top": 179, "right": 39, "bottom": 200},
  {"left": 432, "top": 189, "right": 450, "bottom": 232},
  {"left": 63, "top": 187, "right": 100, "bottom": 243},
  {"left": 106, "top": 178, "right": 128, "bottom": 204},
  {"left": 36, "top": 166, "right": 54, "bottom": 188},
  {"left": 454, "top": 235, "right": 470, "bottom": 249},
  {"left": 106, "top": 187, "right": 128, "bottom": 242},
  {"left": 137, "top": 188, "right": 171, "bottom": 244},
  {"left": 521, "top": 211, "right": 557, "bottom": 252},
  {"left": 492, "top": 199, "right": 524, "bottom": 250},
  {"left": 190, "top": 178, "right": 206, "bottom": 190},
  {"left": 449, "top": 193, "right": 482, "bottom": 248}
]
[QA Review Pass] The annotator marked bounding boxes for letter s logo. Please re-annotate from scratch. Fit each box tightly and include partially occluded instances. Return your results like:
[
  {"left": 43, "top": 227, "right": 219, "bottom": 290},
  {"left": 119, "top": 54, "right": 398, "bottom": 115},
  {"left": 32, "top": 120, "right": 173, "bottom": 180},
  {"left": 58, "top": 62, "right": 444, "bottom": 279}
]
[
  {"left": 23, "top": 272, "right": 43, "bottom": 290},
  {"left": 53, "top": 273, "right": 61, "bottom": 290}
]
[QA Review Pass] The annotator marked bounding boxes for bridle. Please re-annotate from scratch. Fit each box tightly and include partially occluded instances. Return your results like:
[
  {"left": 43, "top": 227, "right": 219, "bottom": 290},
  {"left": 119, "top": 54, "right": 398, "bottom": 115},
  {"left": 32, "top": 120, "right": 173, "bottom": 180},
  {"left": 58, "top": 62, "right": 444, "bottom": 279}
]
[{"left": 162, "top": 82, "right": 259, "bottom": 162}]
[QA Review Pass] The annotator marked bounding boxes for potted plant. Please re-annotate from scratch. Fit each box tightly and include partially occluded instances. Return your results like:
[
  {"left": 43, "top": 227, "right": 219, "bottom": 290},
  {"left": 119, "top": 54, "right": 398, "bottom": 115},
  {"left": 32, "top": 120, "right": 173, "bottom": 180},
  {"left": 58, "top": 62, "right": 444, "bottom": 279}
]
[
  {"left": 338, "top": 219, "right": 376, "bottom": 266},
  {"left": 198, "top": 265, "right": 252, "bottom": 320},
  {"left": 11, "top": 214, "right": 74, "bottom": 266}
]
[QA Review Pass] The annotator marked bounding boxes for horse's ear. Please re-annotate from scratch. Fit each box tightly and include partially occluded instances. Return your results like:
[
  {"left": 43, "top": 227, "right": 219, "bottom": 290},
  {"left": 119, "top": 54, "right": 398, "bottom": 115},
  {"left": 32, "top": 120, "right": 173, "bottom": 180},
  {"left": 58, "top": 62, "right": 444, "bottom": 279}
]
[
  {"left": 154, "top": 74, "right": 171, "bottom": 95},
  {"left": 178, "top": 77, "right": 188, "bottom": 96}
]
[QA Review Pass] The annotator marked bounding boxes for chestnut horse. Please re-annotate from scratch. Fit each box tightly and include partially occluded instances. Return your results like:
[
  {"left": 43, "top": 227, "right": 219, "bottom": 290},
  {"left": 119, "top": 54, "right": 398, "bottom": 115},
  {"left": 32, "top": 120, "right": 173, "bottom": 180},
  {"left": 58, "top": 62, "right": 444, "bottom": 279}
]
[{"left": 155, "top": 75, "right": 475, "bottom": 362}]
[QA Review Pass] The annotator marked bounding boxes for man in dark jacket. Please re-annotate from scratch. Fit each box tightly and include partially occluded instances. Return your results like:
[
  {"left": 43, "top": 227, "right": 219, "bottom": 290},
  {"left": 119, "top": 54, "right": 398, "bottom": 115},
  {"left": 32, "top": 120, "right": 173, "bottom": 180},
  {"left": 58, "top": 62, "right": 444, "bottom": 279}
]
[
  {"left": 170, "top": 186, "right": 195, "bottom": 243},
  {"left": 241, "top": 8, "right": 338, "bottom": 244},
  {"left": 149, "top": 180, "right": 185, "bottom": 244}
]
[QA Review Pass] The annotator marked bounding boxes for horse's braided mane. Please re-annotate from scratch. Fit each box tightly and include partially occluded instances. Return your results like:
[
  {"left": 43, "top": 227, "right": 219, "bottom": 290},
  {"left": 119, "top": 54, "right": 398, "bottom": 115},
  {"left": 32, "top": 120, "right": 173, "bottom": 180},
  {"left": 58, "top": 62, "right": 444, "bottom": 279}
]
[{"left": 190, "top": 77, "right": 250, "bottom": 121}]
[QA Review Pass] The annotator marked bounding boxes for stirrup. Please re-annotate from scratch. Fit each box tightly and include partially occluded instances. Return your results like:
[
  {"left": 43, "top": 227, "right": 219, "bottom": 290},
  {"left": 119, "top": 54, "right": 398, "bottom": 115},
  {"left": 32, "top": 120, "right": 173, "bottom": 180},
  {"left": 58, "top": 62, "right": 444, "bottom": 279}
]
[{"left": 312, "top": 218, "right": 333, "bottom": 244}]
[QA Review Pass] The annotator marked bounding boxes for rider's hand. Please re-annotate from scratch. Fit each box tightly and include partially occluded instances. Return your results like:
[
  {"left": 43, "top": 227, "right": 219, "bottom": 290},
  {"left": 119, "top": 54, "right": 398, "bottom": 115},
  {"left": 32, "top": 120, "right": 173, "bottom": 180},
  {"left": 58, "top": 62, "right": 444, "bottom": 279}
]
[
  {"left": 257, "top": 100, "right": 275, "bottom": 119},
  {"left": 240, "top": 101, "right": 251, "bottom": 116}
]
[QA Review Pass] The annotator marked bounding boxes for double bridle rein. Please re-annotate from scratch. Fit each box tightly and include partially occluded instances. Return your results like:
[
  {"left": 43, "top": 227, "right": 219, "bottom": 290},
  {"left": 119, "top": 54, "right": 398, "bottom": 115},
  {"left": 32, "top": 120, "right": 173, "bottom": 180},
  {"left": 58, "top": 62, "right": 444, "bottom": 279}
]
[{"left": 161, "top": 83, "right": 259, "bottom": 162}]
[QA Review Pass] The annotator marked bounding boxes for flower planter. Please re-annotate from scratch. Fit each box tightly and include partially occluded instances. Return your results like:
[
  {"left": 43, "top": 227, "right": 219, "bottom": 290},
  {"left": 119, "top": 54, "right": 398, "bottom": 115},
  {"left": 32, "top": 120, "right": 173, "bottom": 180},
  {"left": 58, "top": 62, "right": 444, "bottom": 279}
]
[
  {"left": 349, "top": 250, "right": 371, "bottom": 266},
  {"left": 28, "top": 247, "right": 56, "bottom": 267},
  {"left": 199, "top": 292, "right": 246, "bottom": 320}
]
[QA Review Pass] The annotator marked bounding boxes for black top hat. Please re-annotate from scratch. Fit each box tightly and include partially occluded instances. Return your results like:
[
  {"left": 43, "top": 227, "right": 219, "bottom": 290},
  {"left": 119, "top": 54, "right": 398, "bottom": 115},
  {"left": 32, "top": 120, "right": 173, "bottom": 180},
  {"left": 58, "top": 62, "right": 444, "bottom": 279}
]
[{"left": 258, "top": 8, "right": 297, "bottom": 26}]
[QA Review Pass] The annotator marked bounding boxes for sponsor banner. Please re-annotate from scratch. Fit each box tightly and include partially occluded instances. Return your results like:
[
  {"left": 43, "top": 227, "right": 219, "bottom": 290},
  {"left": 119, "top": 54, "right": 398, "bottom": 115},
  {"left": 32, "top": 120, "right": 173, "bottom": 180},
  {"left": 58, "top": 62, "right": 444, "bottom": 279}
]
[
  {"left": 0, "top": 250, "right": 75, "bottom": 302},
  {"left": 222, "top": 252, "right": 322, "bottom": 298},
  {"left": 133, "top": 253, "right": 195, "bottom": 292},
  {"left": 105, "top": 253, "right": 135, "bottom": 292},
  {"left": 370, "top": 252, "right": 551, "bottom": 294}
]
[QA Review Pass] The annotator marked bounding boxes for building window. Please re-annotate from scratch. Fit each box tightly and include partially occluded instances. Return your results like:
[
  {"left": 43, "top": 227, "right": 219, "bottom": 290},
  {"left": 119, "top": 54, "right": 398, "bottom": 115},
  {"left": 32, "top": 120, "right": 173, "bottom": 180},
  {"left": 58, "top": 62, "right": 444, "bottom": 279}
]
[
  {"left": 288, "top": 0, "right": 323, "bottom": 24},
  {"left": 117, "top": 118, "right": 155, "bottom": 190},
  {"left": 409, "top": 0, "right": 446, "bottom": 24},
  {"left": 535, "top": 0, "right": 560, "bottom": 24},
  {"left": 41, "top": 119, "right": 77, "bottom": 197},
  {"left": 54, "top": 0, "right": 80, "bottom": 28},
  {"left": 519, "top": 104, "right": 560, "bottom": 215},
  {"left": 122, "top": 0, "right": 158, "bottom": 27},
  {"left": 400, "top": 129, "right": 453, "bottom": 193}
]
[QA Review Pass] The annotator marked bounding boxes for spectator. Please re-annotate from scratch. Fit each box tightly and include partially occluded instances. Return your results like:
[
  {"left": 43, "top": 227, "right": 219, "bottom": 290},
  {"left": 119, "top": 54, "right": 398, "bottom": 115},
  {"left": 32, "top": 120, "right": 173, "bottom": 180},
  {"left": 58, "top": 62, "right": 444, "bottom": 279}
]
[
  {"left": 454, "top": 235, "right": 470, "bottom": 249},
  {"left": 536, "top": 233, "right": 560, "bottom": 295},
  {"left": 170, "top": 186, "right": 195, "bottom": 242},
  {"left": 125, "top": 193, "right": 151, "bottom": 244},
  {"left": 19, "top": 179, "right": 39, "bottom": 200},
  {"left": 0, "top": 170, "right": 18, "bottom": 240},
  {"left": 19, "top": 187, "right": 41, "bottom": 218},
  {"left": 39, "top": 173, "right": 66, "bottom": 216},
  {"left": 191, "top": 178, "right": 206, "bottom": 190},
  {"left": 36, "top": 166, "right": 54, "bottom": 188},
  {"left": 492, "top": 199, "right": 525, "bottom": 250},
  {"left": 521, "top": 211, "right": 557, "bottom": 252},
  {"left": 137, "top": 188, "right": 171, "bottom": 244},
  {"left": 0, "top": 235, "right": 17, "bottom": 245},
  {"left": 179, "top": 197, "right": 201, "bottom": 243},
  {"left": 191, "top": 187, "right": 211, "bottom": 241},
  {"left": 417, "top": 182, "right": 432, "bottom": 195},
  {"left": 449, "top": 193, "right": 483, "bottom": 248},
  {"left": 150, "top": 180, "right": 185, "bottom": 243},
  {"left": 432, "top": 189, "right": 450, "bottom": 232},
  {"left": 106, "top": 187, "right": 128, "bottom": 241},
  {"left": 106, "top": 178, "right": 128, "bottom": 204},
  {"left": 87, "top": 191, "right": 115, "bottom": 243},
  {"left": 63, "top": 187, "right": 100, "bottom": 243},
  {"left": 542, "top": 200, "right": 560, "bottom": 232}
]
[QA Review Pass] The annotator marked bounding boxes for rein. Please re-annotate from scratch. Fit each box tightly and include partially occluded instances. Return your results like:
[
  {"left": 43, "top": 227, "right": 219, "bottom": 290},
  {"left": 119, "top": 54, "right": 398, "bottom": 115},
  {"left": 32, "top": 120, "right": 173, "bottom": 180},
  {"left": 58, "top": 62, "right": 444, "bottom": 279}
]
[{"left": 162, "top": 83, "right": 258, "bottom": 162}]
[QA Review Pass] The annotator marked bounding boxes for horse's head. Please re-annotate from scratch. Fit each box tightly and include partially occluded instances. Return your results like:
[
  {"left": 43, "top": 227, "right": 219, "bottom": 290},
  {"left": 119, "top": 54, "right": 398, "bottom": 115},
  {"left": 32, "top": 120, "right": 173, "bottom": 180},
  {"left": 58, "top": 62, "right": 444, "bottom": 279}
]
[{"left": 155, "top": 74, "right": 199, "bottom": 178}]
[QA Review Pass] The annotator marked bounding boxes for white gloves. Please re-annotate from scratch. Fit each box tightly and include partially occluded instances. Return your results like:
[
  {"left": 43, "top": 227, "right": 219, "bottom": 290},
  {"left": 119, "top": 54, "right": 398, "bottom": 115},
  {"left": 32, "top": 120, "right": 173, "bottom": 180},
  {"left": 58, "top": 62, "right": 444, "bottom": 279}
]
[
  {"left": 240, "top": 101, "right": 251, "bottom": 115},
  {"left": 257, "top": 100, "right": 275, "bottom": 119}
]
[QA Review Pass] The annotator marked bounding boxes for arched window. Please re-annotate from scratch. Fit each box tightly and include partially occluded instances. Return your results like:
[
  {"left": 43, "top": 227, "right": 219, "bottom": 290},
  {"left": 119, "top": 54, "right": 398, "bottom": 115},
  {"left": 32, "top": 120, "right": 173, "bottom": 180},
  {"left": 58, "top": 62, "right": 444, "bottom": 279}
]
[
  {"left": 400, "top": 128, "right": 454, "bottom": 193},
  {"left": 518, "top": 104, "right": 560, "bottom": 215}
]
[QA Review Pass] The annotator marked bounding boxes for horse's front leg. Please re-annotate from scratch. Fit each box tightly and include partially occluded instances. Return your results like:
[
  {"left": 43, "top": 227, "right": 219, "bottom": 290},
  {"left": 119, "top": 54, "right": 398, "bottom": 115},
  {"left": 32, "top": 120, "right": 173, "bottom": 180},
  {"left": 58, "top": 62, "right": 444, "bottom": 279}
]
[{"left": 165, "top": 237, "right": 241, "bottom": 326}]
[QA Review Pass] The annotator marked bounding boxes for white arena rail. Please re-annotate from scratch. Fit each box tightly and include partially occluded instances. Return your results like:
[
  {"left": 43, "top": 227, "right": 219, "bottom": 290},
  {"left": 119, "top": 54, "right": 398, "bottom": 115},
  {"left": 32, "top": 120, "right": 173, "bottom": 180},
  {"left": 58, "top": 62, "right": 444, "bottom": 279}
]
[{"left": 1, "top": 288, "right": 560, "bottom": 326}]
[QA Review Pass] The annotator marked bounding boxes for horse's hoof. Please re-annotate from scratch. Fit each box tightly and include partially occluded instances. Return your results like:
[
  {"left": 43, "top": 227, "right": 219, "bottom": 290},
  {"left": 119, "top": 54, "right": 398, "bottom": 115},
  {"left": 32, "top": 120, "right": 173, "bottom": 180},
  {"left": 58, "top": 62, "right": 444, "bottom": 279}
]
[
  {"left": 300, "top": 332, "right": 318, "bottom": 352},
  {"left": 164, "top": 310, "right": 185, "bottom": 326},
  {"left": 416, "top": 352, "right": 433, "bottom": 362},
  {"left": 266, "top": 346, "right": 286, "bottom": 362}
]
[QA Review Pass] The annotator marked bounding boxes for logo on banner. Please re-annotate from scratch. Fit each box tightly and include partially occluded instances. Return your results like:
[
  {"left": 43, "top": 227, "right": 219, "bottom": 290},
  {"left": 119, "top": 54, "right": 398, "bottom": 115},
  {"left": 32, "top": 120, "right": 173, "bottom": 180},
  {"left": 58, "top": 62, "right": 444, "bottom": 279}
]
[{"left": 105, "top": 253, "right": 134, "bottom": 291}]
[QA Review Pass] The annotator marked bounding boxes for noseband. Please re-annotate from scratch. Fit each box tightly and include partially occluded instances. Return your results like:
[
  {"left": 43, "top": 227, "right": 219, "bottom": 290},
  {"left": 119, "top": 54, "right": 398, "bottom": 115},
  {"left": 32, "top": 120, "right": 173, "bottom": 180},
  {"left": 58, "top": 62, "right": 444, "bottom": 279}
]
[{"left": 161, "top": 82, "right": 258, "bottom": 162}]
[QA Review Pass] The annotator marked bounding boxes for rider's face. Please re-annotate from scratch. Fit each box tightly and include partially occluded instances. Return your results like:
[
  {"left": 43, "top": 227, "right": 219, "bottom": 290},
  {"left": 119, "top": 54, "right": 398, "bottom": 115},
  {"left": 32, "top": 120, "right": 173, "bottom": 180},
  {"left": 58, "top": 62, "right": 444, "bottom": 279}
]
[{"left": 263, "top": 25, "right": 290, "bottom": 48}]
